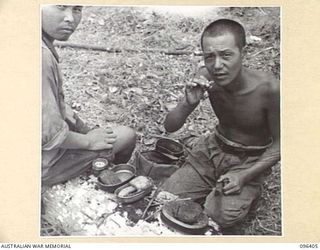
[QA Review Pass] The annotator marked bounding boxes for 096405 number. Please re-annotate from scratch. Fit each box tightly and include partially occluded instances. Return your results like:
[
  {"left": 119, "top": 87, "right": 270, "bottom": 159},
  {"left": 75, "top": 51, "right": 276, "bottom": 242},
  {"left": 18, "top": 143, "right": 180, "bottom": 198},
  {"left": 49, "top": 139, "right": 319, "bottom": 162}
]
[{"left": 300, "top": 244, "right": 318, "bottom": 248}]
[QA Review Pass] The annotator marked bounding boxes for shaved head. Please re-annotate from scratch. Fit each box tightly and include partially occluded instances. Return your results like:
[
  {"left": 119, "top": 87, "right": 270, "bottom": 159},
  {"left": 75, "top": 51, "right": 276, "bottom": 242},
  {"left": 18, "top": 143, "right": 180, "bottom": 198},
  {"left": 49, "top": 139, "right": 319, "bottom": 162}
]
[{"left": 201, "top": 19, "right": 246, "bottom": 50}]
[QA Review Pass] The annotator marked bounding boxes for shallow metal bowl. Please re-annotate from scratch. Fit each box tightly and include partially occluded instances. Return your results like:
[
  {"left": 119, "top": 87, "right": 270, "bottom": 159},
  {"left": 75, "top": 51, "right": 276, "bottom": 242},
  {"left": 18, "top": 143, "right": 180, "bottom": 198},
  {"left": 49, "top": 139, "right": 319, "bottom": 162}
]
[
  {"left": 97, "top": 164, "right": 136, "bottom": 193},
  {"left": 155, "top": 138, "right": 184, "bottom": 157}
]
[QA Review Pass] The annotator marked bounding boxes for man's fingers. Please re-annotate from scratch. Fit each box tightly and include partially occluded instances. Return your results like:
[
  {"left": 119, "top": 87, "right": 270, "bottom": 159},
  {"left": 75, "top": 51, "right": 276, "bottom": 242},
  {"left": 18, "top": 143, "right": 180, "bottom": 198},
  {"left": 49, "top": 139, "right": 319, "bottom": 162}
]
[
  {"left": 106, "top": 133, "right": 117, "bottom": 138},
  {"left": 105, "top": 127, "right": 114, "bottom": 133},
  {"left": 105, "top": 138, "right": 117, "bottom": 143},
  {"left": 186, "top": 82, "right": 198, "bottom": 88},
  {"left": 191, "top": 80, "right": 206, "bottom": 87},
  {"left": 187, "top": 79, "right": 210, "bottom": 89},
  {"left": 217, "top": 176, "right": 224, "bottom": 182},
  {"left": 224, "top": 188, "right": 241, "bottom": 195},
  {"left": 104, "top": 144, "right": 113, "bottom": 149},
  {"left": 222, "top": 181, "right": 241, "bottom": 195},
  {"left": 218, "top": 175, "right": 228, "bottom": 182},
  {"left": 222, "top": 182, "right": 233, "bottom": 192}
]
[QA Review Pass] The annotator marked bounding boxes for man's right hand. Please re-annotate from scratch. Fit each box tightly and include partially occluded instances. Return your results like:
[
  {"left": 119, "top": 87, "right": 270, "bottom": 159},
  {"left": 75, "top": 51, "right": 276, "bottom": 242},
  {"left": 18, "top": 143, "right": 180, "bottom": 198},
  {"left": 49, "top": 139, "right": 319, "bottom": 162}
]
[
  {"left": 185, "top": 76, "right": 210, "bottom": 106},
  {"left": 86, "top": 127, "right": 117, "bottom": 150}
]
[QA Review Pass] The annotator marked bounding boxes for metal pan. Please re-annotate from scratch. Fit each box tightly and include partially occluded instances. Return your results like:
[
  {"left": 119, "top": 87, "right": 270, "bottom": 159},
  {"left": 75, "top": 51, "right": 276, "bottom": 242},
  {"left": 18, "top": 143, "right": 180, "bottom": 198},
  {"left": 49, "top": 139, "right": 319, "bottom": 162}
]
[
  {"left": 161, "top": 201, "right": 209, "bottom": 235},
  {"left": 155, "top": 138, "right": 184, "bottom": 157},
  {"left": 97, "top": 164, "right": 136, "bottom": 193}
]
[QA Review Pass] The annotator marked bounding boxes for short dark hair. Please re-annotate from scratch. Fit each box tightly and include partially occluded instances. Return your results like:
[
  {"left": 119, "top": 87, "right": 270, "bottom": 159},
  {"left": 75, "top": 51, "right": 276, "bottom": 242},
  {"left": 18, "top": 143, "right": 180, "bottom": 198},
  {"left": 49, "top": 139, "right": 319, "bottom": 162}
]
[{"left": 201, "top": 19, "right": 246, "bottom": 50}]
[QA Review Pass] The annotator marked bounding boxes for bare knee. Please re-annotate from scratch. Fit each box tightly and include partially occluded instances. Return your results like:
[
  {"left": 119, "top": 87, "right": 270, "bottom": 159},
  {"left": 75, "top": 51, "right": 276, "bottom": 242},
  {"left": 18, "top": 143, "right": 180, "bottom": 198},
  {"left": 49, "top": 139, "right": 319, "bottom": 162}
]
[
  {"left": 111, "top": 126, "right": 136, "bottom": 163},
  {"left": 112, "top": 126, "right": 136, "bottom": 151}
]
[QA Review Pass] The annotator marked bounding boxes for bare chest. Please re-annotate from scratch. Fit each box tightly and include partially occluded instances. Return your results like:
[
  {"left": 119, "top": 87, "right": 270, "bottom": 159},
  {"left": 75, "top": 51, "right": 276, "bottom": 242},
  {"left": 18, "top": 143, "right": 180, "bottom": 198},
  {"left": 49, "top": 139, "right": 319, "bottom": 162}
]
[{"left": 208, "top": 90, "right": 267, "bottom": 131}]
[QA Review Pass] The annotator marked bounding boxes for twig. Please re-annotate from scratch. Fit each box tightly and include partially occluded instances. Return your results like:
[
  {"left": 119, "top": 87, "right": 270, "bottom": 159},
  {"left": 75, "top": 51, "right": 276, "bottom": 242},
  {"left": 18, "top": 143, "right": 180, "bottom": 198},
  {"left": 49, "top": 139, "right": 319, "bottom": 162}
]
[
  {"left": 80, "top": 211, "right": 94, "bottom": 220},
  {"left": 96, "top": 213, "right": 112, "bottom": 228},
  {"left": 55, "top": 41, "right": 121, "bottom": 52},
  {"left": 147, "top": 133, "right": 171, "bottom": 140},
  {"left": 175, "top": 197, "right": 192, "bottom": 201},
  {"left": 249, "top": 47, "right": 273, "bottom": 57},
  {"left": 256, "top": 217, "right": 279, "bottom": 234},
  {"left": 257, "top": 7, "right": 267, "bottom": 15},
  {"left": 84, "top": 90, "right": 95, "bottom": 98},
  {"left": 140, "top": 182, "right": 164, "bottom": 220},
  {"left": 54, "top": 41, "right": 194, "bottom": 55},
  {"left": 143, "top": 206, "right": 163, "bottom": 221},
  {"left": 109, "top": 218, "right": 121, "bottom": 228}
]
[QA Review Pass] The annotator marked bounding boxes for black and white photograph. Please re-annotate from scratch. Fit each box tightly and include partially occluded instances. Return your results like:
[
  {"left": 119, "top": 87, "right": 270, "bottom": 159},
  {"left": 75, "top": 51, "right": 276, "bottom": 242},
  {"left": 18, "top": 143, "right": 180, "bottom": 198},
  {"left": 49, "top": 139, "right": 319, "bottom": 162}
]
[{"left": 40, "top": 5, "right": 281, "bottom": 236}]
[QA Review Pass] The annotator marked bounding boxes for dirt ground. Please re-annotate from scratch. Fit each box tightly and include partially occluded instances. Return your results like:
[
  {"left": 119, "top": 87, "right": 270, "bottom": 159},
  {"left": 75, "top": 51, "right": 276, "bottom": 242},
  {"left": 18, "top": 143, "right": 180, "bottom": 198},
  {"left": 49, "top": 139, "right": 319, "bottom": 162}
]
[{"left": 41, "top": 6, "right": 281, "bottom": 236}]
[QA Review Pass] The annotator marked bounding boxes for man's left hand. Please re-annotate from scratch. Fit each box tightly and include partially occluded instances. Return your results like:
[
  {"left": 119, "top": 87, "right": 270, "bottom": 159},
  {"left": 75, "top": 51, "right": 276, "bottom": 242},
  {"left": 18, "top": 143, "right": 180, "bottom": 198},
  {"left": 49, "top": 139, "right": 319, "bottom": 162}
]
[{"left": 218, "top": 172, "right": 247, "bottom": 195}]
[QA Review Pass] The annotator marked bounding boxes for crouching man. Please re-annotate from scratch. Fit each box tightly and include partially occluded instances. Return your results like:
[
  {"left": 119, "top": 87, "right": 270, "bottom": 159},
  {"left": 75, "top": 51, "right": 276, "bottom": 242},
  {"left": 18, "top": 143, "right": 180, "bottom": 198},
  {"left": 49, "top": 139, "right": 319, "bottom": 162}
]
[
  {"left": 41, "top": 5, "right": 136, "bottom": 186},
  {"left": 162, "top": 19, "right": 280, "bottom": 229}
]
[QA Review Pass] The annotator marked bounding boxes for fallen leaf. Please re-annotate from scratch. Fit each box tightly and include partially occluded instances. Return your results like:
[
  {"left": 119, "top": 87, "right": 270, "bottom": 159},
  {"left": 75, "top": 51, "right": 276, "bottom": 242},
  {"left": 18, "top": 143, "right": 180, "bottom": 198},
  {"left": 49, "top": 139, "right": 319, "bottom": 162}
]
[
  {"left": 129, "top": 87, "right": 143, "bottom": 95},
  {"left": 101, "top": 94, "right": 109, "bottom": 103},
  {"left": 109, "top": 86, "right": 118, "bottom": 93},
  {"left": 98, "top": 19, "right": 105, "bottom": 26}
]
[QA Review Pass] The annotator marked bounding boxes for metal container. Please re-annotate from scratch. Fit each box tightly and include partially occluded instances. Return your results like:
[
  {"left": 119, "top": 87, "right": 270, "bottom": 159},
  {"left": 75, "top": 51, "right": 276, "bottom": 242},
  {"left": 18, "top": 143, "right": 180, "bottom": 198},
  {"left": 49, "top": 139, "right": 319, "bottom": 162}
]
[
  {"left": 161, "top": 201, "right": 209, "bottom": 235},
  {"left": 92, "top": 158, "right": 109, "bottom": 176},
  {"left": 97, "top": 164, "right": 136, "bottom": 193},
  {"left": 114, "top": 179, "right": 153, "bottom": 204},
  {"left": 155, "top": 138, "right": 184, "bottom": 158}
]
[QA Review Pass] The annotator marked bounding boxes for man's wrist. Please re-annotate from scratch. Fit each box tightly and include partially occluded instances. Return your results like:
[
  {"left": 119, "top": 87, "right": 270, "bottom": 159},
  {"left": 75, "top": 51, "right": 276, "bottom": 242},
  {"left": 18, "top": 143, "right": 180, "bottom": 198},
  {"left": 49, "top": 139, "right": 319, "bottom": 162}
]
[
  {"left": 237, "top": 169, "right": 252, "bottom": 184},
  {"left": 182, "top": 96, "right": 199, "bottom": 109},
  {"left": 83, "top": 133, "right": 93, "bottom": 150}
]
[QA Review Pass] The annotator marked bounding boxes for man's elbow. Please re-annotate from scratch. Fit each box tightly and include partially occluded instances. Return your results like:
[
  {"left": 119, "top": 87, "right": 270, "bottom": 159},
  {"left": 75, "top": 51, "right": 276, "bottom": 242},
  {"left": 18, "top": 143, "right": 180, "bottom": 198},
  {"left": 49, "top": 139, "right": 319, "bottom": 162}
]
[
  {"left": 164, "top": 115, "right": 182, "bottom": 132},
  {"left": 164, "top": 122, "right": 178, "bottom": 133}
]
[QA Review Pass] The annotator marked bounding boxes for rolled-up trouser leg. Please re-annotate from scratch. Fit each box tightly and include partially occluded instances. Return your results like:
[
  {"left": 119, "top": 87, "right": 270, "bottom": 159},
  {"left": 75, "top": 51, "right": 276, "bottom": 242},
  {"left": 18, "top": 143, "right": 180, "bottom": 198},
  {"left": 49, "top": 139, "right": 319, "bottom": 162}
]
[
  {"left": 204, "top": 184, "right": 261, "bottom": 228},
  {"left": 162, "top": 163, "right": 212, "bottom": 201}
]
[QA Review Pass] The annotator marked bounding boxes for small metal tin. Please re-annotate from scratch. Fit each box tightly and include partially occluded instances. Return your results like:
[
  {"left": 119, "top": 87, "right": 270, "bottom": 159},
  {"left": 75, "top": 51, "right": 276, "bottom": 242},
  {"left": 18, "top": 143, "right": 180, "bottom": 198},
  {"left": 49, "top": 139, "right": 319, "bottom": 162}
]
[{"left": 92, "top": 158, "right": 109, "bottom": 176}]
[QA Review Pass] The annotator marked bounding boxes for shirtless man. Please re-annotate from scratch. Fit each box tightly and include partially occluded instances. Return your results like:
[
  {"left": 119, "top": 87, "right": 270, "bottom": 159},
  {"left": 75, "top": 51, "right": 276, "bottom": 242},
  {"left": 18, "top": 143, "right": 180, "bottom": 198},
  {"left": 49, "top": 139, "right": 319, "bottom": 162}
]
[
  {"left": 162, "top": 19, "right": 280, "bottom": 228},
  {"left": 41, "top": 5, "right": 136, "bottom": 186}
]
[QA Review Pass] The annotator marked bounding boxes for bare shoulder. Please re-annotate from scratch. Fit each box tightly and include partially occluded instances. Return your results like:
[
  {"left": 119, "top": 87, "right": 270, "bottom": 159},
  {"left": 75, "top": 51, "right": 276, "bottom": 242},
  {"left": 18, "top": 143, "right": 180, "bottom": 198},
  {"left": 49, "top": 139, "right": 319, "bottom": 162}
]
[{"left": 250, "top": 69, "right": 280, "bottom": 96}]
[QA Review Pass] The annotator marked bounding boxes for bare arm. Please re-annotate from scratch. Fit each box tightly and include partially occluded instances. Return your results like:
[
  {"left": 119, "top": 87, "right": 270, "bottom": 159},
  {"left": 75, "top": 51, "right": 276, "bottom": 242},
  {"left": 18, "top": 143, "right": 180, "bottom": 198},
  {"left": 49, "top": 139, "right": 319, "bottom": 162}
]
[
  {"left": 60, "top": 128, "right": 117, "bottom": 151},
  {"left": 164, "top": 70, "right": 211, "bottom": 132},
  {"left": 242, "top": 80, "right": 280, "bottom": 179},
  {"left": 65, "top": 105, "right": 91, "bottom": 134},
  {"left": 164, "top": 96, "right": 199, "bottom": 132}
]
